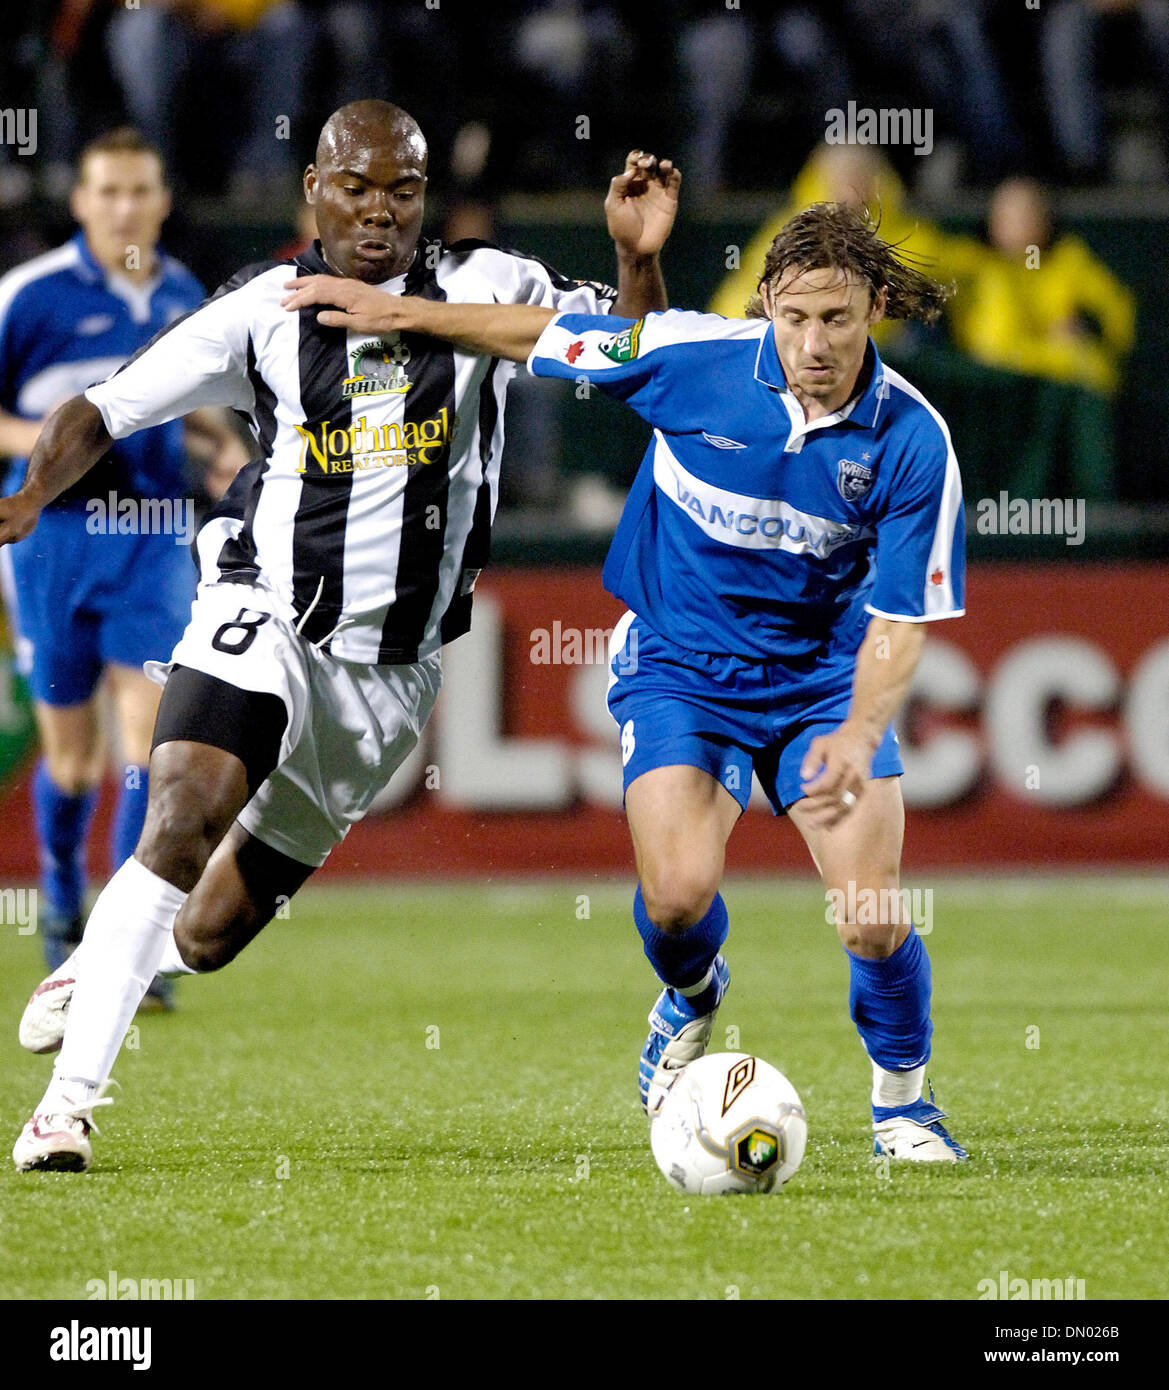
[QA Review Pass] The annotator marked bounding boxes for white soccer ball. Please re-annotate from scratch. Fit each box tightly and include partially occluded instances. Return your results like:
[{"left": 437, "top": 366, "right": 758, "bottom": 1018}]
[{"left": 649, "top": 1052, "right": 807, "bottom": 1195}]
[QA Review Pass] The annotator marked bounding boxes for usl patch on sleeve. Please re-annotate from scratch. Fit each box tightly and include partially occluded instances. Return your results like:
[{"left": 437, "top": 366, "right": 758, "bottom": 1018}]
[{"left": 600, "top": 319, "right": 643, "bottom": 362}]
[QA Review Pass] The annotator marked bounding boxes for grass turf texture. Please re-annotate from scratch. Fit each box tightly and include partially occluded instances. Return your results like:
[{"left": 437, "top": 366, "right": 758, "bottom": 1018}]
[{"left": 1, "top": 877, "right": 1165, "bottom": 1301}]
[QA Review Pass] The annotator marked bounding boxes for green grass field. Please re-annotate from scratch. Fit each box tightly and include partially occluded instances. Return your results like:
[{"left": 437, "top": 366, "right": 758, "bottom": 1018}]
[{"left": 1, "top": 877, "right": 1166, "bottom": 1301}]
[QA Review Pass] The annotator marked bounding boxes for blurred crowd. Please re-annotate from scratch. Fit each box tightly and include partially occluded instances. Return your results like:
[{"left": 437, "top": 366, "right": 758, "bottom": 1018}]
[
  {"left": 709, "top": 145, "right": 1136, "bottom": 506},
  {"left": 0, "top": 1, "right": 1155, "bottom": 512},
  {"left": 1, "top": 0, "right": 1168, "bottom": 208},
  {"left": 712, "top": 147, "right": 1135, "bottom": 399}
]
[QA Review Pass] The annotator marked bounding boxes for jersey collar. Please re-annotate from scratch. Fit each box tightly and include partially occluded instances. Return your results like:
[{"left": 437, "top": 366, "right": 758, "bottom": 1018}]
[
  {"left": 72, "top": 230, "right": 167, "bottom": 286},
  {"left": 72, "top": 231, "right": 168, "bottom": 323},
  {"left": 755, "top": 330, "right": 890, "bottom": 432},
  {"left": 72, "top": 231, "right": 105, "bottom": 284},
  {"left": 296, "top": 239, "right": 332, "bottom": 275}
]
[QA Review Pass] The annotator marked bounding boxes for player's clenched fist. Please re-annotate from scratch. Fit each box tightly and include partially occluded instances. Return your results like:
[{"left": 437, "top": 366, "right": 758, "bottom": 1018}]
[
  {"left": 798, "top": 725, "right": 875, "bottom": 827},
  {"left": 0, "top": 491, "right": 41, "bottom": 547}
]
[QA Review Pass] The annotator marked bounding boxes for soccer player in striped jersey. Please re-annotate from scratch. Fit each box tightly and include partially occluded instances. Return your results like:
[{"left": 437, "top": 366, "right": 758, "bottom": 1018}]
[
  {"left": 281, "top": 202, "right": 968, "bottom": 1161},
  {"left": 3, "top": 99, "right": 680, "bottom": 1172}
]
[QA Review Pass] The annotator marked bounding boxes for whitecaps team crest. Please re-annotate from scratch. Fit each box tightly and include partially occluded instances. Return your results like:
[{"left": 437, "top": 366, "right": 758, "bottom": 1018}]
[{"left": 837, "top": 457, "right": 874, "bottom": 501}]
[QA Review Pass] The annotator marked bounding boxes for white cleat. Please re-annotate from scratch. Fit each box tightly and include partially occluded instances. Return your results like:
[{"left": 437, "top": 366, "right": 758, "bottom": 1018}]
[
  {"left": 872, "top": 1093, "right": 968, "bottom": 1162},
  {"left": 12, "top": 1086, "right": 114, "bottom": 1173},
  {"left": 18, "top": 959, "right": 78, "bottom": 1054}
]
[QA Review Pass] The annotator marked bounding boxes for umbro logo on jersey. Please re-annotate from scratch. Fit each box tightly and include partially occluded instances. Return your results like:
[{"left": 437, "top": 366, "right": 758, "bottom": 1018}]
[
  {"left": 702, "top": 432, "right": 746, "bottom": 449},
  {"left": 837, "top": 457, "right": 874, "bottom": 501},
  {"left": 76, "top": 313, "right": 115, "bottom": 336},
  {"left": 341, "top": 335, "right": 412, "bottom": 398}
]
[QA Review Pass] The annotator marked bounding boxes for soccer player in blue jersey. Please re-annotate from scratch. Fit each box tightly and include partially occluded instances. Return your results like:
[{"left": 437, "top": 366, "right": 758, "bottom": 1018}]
[
  {"left": 0, "top": 129, "right": 246, "bottom": 989},
  {"left": 285, "top": 201, "right": 968, "bottom": 1160}
]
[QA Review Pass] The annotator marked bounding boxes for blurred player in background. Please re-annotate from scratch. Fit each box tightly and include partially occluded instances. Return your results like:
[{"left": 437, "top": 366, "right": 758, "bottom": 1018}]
[
  {"left": 284, "top": 200, "right": 968, "bottom": 1161},
  {"left": 0, "top": 128, "right": 247, "bottom": 995},
  {"left": 3, "top": 100, "right": 679, "bottom": 1172},
  {"left": 708, "top": 145, "right": 985, "bottom": 351},
  {"left": 952, "top": 176, "right": 1135, "bottom": 399},
  {"left": 948, "top": 176, "right": 1135, "bottom": 501}
]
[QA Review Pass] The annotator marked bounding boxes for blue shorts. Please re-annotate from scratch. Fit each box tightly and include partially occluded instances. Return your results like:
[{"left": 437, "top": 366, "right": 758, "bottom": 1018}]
[
  {"left": 606, "top": 612, "right": 902, "bottom": 815},
  {"left": 2, "top": 505, "right": 196, "bottom": 706}
]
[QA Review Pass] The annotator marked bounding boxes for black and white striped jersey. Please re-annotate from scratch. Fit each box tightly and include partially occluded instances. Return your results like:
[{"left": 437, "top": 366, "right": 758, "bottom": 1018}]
[{"left": 85, "top": 238, "right": 616, "bottom": 664}]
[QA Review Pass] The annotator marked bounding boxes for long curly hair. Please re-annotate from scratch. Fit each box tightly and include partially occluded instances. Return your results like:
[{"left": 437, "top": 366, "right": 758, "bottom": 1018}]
[{"left": 745, "top": 202, "right": 953, "bottom": 324}]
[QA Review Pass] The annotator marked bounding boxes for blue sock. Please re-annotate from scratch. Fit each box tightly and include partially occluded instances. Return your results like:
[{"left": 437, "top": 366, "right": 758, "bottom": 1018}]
[
  {"left": 112, "top": 767, "right": 150, "bottom": 871},
  {"left": 33, "top": 759, "right": 97, "bottom": 930},
  {"left": 847, "top": 928, "right": 933, "bottom": 1071},
  {"left": 634, "top": 887, "right": 728, "bottom": 1001}
]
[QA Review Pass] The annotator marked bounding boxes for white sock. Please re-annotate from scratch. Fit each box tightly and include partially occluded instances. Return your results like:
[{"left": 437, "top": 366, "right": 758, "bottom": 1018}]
[
  {"left": 52, "top": 942, "right": 87, "bottom": 974},
  {"left": 47, "top": 858, "right": 188, "bottom": 1106},
  {"left": 156, "top": 931, "right": 197, "bottom": 976},
  {"left": 871, "top": 1061, "right": 926, "bottom": 1109},
  {"left": 66, "top": 926, "right": 195, "bottom": 978},
  {"left": 675, "top": 964, "right": 714, "bottom": 998}
]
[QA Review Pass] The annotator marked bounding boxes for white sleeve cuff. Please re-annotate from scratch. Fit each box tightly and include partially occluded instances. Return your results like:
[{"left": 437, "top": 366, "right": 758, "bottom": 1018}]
[
  {"left": 864, "top": 604, "right": 967, "bottom": 623},
  {"left": 83, "top": 383, "right": 122, "bottom": 440}
]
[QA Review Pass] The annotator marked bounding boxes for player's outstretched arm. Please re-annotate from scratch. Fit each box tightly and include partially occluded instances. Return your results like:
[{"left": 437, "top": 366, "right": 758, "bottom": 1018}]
[
  {"left": 798, "top": 617, "right": 928, "bottom": 828},
  {"left": 605, "top": 150, "right": 680, "bottom": 318},
  {"left": 0, "top": 396, "right": 112, "bottom": 546},
  {"left": 282, "top": 276, "right": 555, "bottom": 361}
]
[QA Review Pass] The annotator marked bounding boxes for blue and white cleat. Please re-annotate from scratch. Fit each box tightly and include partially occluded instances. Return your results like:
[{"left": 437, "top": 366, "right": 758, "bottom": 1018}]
[
  {"left": 639, "top": 955, "right": 730, "bottom": 1116},
  {"left": 872, "top": 1085, "right": 968, "bottom": 1161}
]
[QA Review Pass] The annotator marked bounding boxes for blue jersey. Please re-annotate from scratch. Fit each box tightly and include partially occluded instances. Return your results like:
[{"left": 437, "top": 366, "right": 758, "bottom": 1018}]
[
  {"left": 0, "top": 231, "right": 205, "bottom": 507},
  {"left": 530, "top": 311, "right": 965, "bottom": 662}
]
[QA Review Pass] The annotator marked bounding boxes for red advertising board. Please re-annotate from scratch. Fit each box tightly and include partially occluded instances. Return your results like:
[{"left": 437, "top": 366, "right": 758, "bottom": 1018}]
[{"left": 0, "top": 563, "right": 1165, "bottom": 880}]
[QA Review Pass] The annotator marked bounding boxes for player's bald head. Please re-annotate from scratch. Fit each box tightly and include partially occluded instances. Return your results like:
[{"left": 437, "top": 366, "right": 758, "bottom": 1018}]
[
  {"left": 305, "top": 101, "right": 429, "bottom": 282},
  {"left": 315, "top": 100, "right": 427, "bottom": 172}
]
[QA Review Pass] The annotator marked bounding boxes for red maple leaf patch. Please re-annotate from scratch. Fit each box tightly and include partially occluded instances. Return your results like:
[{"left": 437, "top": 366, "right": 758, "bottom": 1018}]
[
  {"left": 566, "top": 340, "right": 585, "bottom": 364},
  {"left": 930, "top": 569, "right": 944, "bottom": 586}
]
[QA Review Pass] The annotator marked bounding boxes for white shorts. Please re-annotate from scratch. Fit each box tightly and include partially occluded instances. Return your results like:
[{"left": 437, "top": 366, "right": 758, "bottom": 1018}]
[{"left": 147, "top": 580, "right": 441, "bottom": 867}]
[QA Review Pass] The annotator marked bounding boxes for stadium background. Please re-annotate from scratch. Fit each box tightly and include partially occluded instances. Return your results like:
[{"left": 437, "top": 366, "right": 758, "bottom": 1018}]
[{"left": 1, "top": 0, "right": 1165, "bottom": 877}]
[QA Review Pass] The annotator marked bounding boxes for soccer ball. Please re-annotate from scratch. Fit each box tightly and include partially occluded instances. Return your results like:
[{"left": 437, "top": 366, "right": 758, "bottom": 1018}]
[{"left": 649, "top": 1052, "right": 807, "bottom": 1195}]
